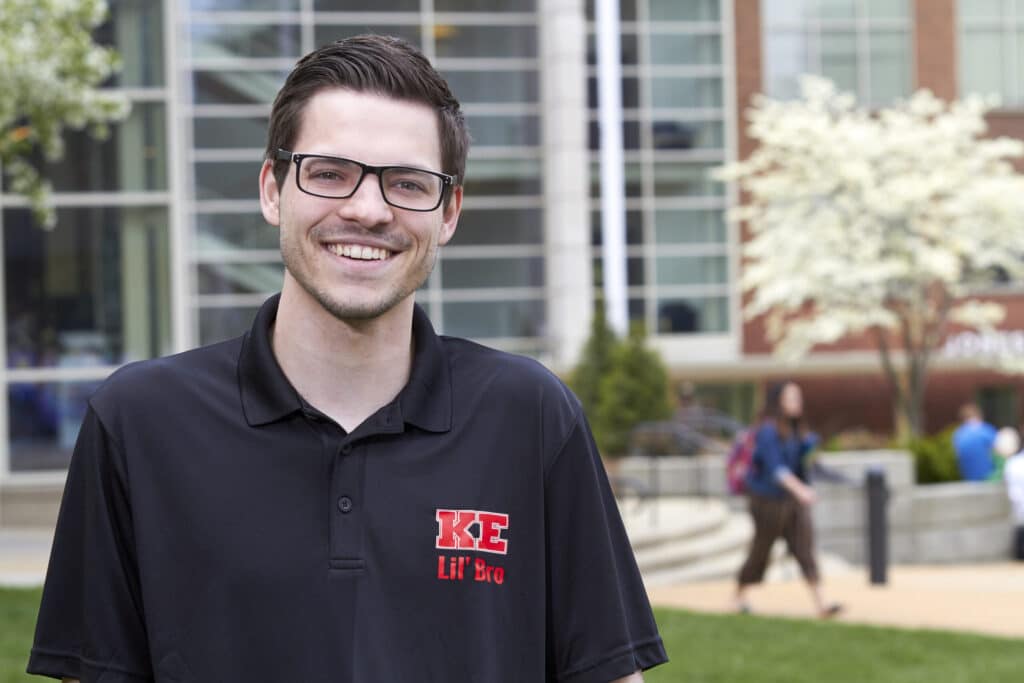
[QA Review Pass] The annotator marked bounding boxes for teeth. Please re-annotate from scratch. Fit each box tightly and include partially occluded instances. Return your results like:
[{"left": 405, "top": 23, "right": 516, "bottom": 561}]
[{"left": 327, "top": 243, "right": 391, "bottom": 261}]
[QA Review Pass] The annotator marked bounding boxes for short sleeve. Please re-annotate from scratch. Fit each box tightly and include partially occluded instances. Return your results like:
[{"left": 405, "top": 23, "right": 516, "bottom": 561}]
[
  {"left": 544, "top": 412, "right": 668, "bottom": 683},
  {"left": 27, "top": 405, "right": 153, "bottom": 682}
]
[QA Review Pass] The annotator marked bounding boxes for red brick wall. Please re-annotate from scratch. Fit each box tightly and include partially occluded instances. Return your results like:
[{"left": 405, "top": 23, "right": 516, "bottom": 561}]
[{"left": 914, "top": 0, "right": 957, "bottom": 100}]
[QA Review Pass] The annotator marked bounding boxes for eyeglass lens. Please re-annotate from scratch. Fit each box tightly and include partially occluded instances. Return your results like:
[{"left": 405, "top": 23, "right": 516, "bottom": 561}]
[{"left": 299, "top": 156, "right": 443, "bottom": 210}]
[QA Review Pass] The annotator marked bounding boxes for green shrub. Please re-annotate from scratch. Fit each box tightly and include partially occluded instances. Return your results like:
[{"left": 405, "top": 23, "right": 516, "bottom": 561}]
[
  {"left": 905, "top": 425, "right": 960, "bottom": 484},
  {"left": 568, "top": 298, "right": 617, "bottom": 422},
  {"left": 593, "top": 323, "right": 672, "bottom": 458}
]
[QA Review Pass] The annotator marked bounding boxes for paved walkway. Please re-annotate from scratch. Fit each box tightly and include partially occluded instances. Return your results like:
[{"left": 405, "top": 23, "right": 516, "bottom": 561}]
[{"left": 647, "top": 562, "right": 1024, "bottom": 639}]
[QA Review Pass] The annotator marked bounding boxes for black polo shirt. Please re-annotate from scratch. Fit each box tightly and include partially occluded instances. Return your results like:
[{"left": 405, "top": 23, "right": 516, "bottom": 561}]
[{"left": 29, "top": 294, "right": 667, "bottom": 683}]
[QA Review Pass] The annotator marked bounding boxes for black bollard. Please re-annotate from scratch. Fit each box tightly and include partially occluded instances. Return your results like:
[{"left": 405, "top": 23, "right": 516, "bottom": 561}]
[{"left": 866, "top": 467, "right": 889, "bottom": 585}]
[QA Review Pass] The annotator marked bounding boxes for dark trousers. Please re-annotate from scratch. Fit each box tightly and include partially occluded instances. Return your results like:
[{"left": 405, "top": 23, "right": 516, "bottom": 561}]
[
  {"left": 1015, "top": 526, "right": 1024, "bottom": 561},
  {"left": 738, "top": 493, "right": 819, "bottom": 585}
]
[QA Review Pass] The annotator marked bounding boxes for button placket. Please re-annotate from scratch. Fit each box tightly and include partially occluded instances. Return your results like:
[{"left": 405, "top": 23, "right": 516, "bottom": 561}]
[{"left": 329, "top": 440, "right": 365, "bottom": 568}]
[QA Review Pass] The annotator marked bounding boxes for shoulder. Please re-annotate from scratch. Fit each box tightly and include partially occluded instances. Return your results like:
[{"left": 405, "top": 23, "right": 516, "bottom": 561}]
[
  {"left": 90, "top": 336, "right": 244, "bottom": 426},
  {"left": 441, "top": 335, "right": 582, "bottom": 442}
]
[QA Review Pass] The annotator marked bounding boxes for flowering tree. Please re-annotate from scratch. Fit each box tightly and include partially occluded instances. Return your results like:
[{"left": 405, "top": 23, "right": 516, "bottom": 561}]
[
  {"left": 718, "top": 77, "right": 1024, "bottom": 437},
  {"left": 0, "top": 0, "right": 128, "bottom": 228}
]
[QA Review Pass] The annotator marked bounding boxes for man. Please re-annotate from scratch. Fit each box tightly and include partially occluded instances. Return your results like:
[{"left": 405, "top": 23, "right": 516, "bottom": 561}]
[
  {"left": 952, "top": 403, "right": 997, "bottom": 482},
  {"left": 28, "top": 36, "right": 666, "bottom": 683}
]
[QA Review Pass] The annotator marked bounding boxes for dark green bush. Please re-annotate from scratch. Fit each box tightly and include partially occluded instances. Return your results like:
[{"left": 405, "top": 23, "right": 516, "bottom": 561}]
[{"left": 905, "top": 425, "right": 960, "bottom": 484}]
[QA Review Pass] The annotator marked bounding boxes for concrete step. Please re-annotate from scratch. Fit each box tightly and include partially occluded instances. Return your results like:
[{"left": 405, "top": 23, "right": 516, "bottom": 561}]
[
  {"left": 633, "top": 514, "right": 753, "bottom": 574},
  {"left": 620, "top": 497, "right": 732, "bottom": 551}
]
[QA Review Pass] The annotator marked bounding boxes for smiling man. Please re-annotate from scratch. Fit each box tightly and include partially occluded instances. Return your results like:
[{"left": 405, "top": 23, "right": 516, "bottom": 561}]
[{"left": 28, "top": 36, "right": 666, "bottom": 683}]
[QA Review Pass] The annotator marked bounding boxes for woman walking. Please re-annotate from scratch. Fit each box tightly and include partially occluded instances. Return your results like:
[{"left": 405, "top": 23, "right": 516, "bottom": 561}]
[{"left": 734, "top": 381, "right": 842, "bottom": 618}]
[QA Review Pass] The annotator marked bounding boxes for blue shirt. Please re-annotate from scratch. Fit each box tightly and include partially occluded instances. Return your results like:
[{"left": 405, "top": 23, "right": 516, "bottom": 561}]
[
  {"left": 745, "top": 421, "right": 818, "bottom": 499},
  {"left": 953, "top": 420, "right": 997, "bottom": 481}
]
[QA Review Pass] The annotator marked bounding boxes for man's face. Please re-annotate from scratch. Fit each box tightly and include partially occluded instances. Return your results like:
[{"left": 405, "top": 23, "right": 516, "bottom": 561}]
[{"left": 259, "top": 88, "right": 461, "bottom": 321}]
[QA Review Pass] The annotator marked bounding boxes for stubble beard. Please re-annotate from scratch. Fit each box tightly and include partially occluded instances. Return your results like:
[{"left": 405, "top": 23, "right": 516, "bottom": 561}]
[{"left": 280, "top": 229, "right": 439, "bottom": 322}]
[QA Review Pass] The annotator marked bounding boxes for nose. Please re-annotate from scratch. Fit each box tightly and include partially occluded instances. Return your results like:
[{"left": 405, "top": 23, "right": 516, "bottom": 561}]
[{"left": 335, "top": 171, "right": 394, "bottom": 226}]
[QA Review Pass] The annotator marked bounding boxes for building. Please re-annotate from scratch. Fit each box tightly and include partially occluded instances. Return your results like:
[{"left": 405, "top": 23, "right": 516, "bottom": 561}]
[{"left": 1, "top": 0, "right": 1022, "bottom": 519}]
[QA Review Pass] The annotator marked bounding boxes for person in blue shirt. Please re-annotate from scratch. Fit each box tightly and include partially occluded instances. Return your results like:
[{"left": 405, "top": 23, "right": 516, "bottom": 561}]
[
  {"left": 952, "top": 403, "right": 998, "bottom": 481},
  {"left": 734, "top": 381, "right": 842, "bottom": 619}
]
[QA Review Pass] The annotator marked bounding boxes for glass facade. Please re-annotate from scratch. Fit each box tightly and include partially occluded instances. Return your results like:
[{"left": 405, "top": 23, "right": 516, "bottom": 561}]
[
  {"left": 186, "top": 1, "right": 546, "bottom": 351},
  {"left": 586, "top": 0, "right": 732, "bottom": 335},
  {"left": 1, "top": 1, "right": 173, "bottom": 472},
  {"left": 762, "top": 0, "right": 912, "bottom": 106},
  {"left": 958, "top": 0, "right": 1024, "bottom": 106}
]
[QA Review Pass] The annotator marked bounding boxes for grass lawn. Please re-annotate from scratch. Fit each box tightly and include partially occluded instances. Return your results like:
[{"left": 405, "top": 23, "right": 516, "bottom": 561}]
[{"left": 3, "top": 588, "right": 1023, "bottom": 682}]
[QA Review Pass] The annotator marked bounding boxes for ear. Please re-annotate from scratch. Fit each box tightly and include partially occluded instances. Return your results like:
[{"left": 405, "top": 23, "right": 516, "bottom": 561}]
[
  {"left": 437, "top": 185, "right": 462, "bottom": 247},
  {"left": 259, "top": 159, "right": 281, "bottom": 227}
]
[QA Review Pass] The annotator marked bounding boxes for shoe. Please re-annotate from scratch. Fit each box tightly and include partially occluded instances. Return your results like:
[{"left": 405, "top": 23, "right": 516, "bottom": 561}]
[{"left": 819, "top": 603, "right": 843, "bottom": 619}]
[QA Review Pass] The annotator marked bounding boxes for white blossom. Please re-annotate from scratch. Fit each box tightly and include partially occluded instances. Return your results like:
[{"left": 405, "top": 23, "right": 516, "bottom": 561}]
[
  {"left": 717, "top": 76, "right": 1024, "bottom": 434},
  {"left": 0, "top": 0, "right": 128, "bottom": 228}
]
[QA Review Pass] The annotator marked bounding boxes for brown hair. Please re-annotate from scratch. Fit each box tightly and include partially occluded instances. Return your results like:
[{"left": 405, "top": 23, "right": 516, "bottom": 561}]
[
  {"left": 264, "top": 34, "right": 469, "bottom": 205},
  {"left": 759, "top": 380, "right": 808, "bottom": 440}
]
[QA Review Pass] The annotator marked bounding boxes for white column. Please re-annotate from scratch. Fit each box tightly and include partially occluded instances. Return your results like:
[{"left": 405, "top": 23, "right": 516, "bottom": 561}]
[
  {"left": 595, "top": 0, "right": 627, "bottom": 336},
  {"left": 540, "top": 0, "right": 593, "bottom": 370}
]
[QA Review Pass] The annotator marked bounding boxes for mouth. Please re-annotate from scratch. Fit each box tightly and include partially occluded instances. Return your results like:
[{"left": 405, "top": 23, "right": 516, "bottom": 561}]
[{"left": 324, "top": 242, "right": 394, "bottom": 262}]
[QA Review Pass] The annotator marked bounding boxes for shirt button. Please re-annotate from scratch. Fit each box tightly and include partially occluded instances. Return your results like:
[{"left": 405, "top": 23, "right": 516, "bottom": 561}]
[
  {"left": 340, "top": 444, "right": 353, "bottom": 455},
  {"left": 337, "top": 496, "right": 354, "bottom": 513}
]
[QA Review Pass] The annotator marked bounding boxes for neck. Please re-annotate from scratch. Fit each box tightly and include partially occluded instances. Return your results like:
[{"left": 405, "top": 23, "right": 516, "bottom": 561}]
[{"left": 271, "top": 276, "right": 415, "bottom": 432}]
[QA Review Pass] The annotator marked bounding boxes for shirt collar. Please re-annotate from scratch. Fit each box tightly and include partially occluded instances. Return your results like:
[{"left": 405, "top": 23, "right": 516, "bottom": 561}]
[{"left": 238, "top": 293, "right": 451, "bottom": 433}]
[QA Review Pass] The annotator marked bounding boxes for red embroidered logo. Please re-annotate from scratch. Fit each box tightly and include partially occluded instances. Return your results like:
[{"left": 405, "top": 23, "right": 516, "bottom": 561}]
[
  {"left": 435, "top": 509, "right": 509, "bottom": 555},
  {"left": 435, "top": 509, "right": 509, "bottom": 585}
]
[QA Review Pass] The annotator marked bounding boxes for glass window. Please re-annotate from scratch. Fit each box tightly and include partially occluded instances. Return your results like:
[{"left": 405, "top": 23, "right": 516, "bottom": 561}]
[
  {"left": 651, "top": 76, "right": 723, "bottom": 108},
  {"left": 587, "top": 76, "right": 641, "bottom": 108},
  {"left": 655, "top": 255, "right": 727, "bottom": 286},
  {"left": 96, "top": 0, "right": 165, "bottom": 87},
  {"left": 590, "top": 162, "right": 644, "bottom": 199},
  {"left": 194, "top": 117, "right": 269, "bottom": 149},
  {"left": 191, "top": 23, "right": 301, "bottom": 60},
  {"left": 5, "top": 207, "right": 172, "bottom": 368},
  {"left": 588, "top": 120, "right": 642, "bottom": 150},
  {"left": 434, "top": 25, "right": 537, "bottom": 58},
  {"left": 653, "top": 163, "right": 722, "bottom": 198},
  {"left": 587, "top": 33, "right": 641, "bottom": 66},
  {"left": 198, "top": 262, "right": 284, "bottom": 295},
  {"left": 193, "top": 70, "right": 288, "bottom": 105},
  {"left": 865, "top": 0, "right": 909, "bottom": 19},
  {"left": 651, "top": 119, "right": 723, "bottom": 150},
  {"left": 649, "top": 0, "right": 720, "bottom": 21},
  {"left": 435, "top": 0, "right": 536, "bottom": 11},
  {"left": 817, "top": 0, "right": 857, "bottom": 20},
  {"left": 198, "top": 306, "right": 260, "bottom": 346},
  {"left": 453, "top": 208, "right": 542, "bottom": 246},
  {"left": 443, "top": 70, "right": 539, "bottom": 103},
  {"left": 869, "top": 30, "right": 910, "bottom": 104},
  {"left": 654, "top": 209, "right": 726, "bottom": 244},
  {"left": 314, "top": 25, "right": 422, "bottom": 48},
  {"left": 467, "top": 115, "right": 540, "bottom": 147},
  {"left": 9, "top": 380, "right": 104, "bottom": 472},
  {"left": 196, "top": 213, "right": 280, "bottom": 252},
  {"left": 820, "top": 30, "right": 858, "bottom": 94},
  {"left": 590, "top": 210, "right": 644, "bottom": 246},
  {"left": 584, "top": 0, "right": 637, "bottom": 22},
  {"left": 441, "top": 257, "right": 544, "bottom": 289},
  {"left": 2, "top": 103, "right": 167, "bottom": 193},
  {"left": 763, "top": 30, "right": 808, "bottom": 100},
  {"left": 649, "top": 33, "right": 721, "bottom": 66},
  {"left": 195, "top": 161, "right": 262, "bottom": 201},
  {"left": 656, "top": 296, "right": 728, "bottom": 333},
  {"left": 193, "top": 0, "right": 299, "bottom": 9},
  {"left": 463, "top": 158, "right": 542, "bottom": 196},
  {"left": 442, "top": 300, "right": 545, "bottom": 339},
  {"left": 957, "top": 0, "right": 1005, "bottom": 19},
  {"left": 959, "top": 28, "right": 1006, "bottom": 100}
]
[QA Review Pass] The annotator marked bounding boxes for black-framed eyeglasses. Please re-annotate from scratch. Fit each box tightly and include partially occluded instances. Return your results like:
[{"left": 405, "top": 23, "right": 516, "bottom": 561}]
[{"left": 276, "top": 149, "right": 456, "bottom": 212}]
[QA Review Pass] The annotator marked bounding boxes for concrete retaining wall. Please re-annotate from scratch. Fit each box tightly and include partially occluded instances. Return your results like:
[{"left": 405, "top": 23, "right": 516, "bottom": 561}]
[{"left": 619, "top": 450, "right": 1015, "bottom": 565}]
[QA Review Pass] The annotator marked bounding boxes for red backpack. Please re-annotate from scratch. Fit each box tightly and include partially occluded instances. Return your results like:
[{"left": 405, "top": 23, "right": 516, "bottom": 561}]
[{"left": 726, "top": 428, "right": 756, "bottom": 495}]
